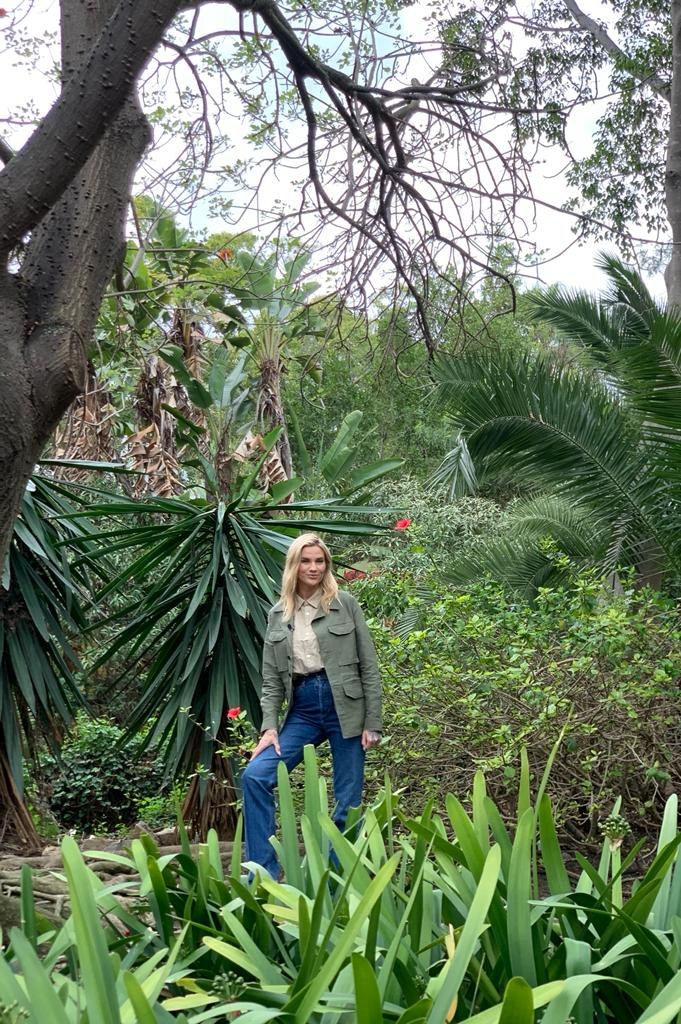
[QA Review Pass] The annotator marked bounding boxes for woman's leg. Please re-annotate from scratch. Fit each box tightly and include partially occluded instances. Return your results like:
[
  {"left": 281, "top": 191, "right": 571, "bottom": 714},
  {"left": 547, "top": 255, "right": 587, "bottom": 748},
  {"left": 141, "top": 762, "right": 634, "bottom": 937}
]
[
  {"left": 241, "top": 686, "right": 323, "bottom": 877},
  {"left": 322, "top": 694, "right": 365, "bottom": 834}
]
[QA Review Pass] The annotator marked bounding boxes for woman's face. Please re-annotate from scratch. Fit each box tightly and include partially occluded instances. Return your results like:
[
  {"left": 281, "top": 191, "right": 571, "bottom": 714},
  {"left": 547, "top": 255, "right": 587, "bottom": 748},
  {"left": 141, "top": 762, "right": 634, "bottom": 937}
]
[{"left": 297, "top": 545, "right": 327, "bottom": 591}]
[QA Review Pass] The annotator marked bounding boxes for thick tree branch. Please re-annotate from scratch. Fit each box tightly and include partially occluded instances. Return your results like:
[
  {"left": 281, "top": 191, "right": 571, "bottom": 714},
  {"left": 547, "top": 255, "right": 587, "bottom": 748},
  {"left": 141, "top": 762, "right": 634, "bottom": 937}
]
[
  {"left": 0, "top": 140, "right": 14, "bottom": 167},
  {"left": 0, "top": 0, "right": 183, "bottom": 254},
  {"left": 564, "top": 0, "right": 671, "bottom": 103}
]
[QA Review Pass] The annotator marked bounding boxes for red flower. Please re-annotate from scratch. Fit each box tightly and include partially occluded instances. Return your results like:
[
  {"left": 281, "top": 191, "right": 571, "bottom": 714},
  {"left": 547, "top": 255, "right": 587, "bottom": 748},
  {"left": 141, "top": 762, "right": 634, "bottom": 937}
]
[
  {"left": 394, "top": 518, "right": 411, "bottom": 530},
  {"left": 226, "top": 706, "right": 241, "bottom": 719},
  {"left": 343, "top": 568, "right": 367, "bottom": 581},
  {"left": 0, "top": 9, "right": 8, "bottom": 16},
  {"left": 217, "top": 247, "right": 233, "bottom": 260}
]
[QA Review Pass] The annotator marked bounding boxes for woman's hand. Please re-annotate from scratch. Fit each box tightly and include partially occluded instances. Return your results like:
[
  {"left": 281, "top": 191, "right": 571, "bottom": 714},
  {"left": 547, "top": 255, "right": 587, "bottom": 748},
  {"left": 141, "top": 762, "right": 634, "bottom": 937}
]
[
  {"left": 250, "top": 728, "right": 281, "bottom": 761},
  {"left": 362, "top": 729, "right": 381, "bottom": 751}
]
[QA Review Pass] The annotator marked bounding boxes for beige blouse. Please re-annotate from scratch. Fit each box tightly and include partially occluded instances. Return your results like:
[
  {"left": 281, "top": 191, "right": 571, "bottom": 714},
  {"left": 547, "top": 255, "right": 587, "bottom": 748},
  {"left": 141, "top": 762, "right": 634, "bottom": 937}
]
[{"left": 292, "top": 589, "right": 324, "bottom": 675}]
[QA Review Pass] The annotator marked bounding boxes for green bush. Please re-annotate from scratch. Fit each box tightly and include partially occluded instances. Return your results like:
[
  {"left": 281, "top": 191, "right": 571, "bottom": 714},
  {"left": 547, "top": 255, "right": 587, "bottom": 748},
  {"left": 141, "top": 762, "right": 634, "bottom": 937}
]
[
  {"left": 354, "top": 570, "right": 681, "bottom": 848},
  {"left": 48, "top": 715, "right": 166, "bottom": 832}
]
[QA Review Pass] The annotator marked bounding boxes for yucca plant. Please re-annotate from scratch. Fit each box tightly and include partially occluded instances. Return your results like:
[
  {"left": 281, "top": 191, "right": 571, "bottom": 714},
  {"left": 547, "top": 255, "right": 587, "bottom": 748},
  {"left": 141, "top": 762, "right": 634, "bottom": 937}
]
[
  {"left": 73, "top": 439, "right": 385, "bottom": 840},
  {"left": 0, "top": 476, "right": 101, "bottom": 849},
  {"left": 432, "top": 254, "right": 681, "bottom": 595}
]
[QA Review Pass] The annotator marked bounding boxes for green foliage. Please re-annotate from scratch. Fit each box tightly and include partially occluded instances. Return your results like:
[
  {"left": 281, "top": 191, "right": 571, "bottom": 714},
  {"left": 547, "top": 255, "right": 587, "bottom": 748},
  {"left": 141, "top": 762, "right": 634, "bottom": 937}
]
[
  {"left": 78, "top": 475, "right": 386, "bottom": 792},
  {"left": 5, "top": 752, "right": 681, "bottom": 1023},
  {"left": 345, "top": 475, "right": 507, "bottom": 586},
  {"left": 356, "top": 571, "right": 681, "bottom": 839},
  {"left": 136, "top": 782, "right": 187, "bottom": 832},
  {"left": 433, "top": 257, "right": 681, "bottom": 590},
  {"left": 0, "top": 478, "right": 94, "bottom": 794},
  {"left": 295, "top": 408, "right": 405, "bottom": 497},
  {"left": 285, "top": 310, "right": 452, "bottom": 487},
  {"left": 48, "top": 716, "right": 165, "bottom": 833}
]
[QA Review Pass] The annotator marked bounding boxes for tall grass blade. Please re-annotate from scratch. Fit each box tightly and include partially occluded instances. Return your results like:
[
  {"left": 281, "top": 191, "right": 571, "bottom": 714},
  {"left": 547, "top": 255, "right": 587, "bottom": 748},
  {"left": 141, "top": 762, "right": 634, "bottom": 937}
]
[
  {"left": 61, "top": 835, "right": 121, "bottom": 1024},
  {"left": 507, "top": 808, "right": 537, "bottom": 985},
  {"left": 427, "top": 845, "right": 502, "bottom": 1021}
]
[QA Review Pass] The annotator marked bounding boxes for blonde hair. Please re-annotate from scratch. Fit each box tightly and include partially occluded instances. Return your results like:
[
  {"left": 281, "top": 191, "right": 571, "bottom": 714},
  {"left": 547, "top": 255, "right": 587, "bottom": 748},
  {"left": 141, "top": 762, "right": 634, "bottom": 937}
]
[{"left": 280, "top": 533, "right": 338, "bottom": 622}]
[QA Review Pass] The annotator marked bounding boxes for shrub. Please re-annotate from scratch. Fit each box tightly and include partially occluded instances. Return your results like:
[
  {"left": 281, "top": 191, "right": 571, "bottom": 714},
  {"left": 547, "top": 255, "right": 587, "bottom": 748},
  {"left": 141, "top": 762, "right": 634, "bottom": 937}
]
[
  {"left": 48, "top": 715, "right": 166, "bottom": 832},
  {"left": 355, "top": 570, "right": 681, "bottom": 850}
]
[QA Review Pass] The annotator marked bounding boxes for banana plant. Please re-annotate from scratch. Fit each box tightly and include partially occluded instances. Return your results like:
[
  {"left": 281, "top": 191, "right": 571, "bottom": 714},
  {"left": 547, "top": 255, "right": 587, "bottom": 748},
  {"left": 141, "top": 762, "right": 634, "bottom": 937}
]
[{"left": 292, "top": 408, "right": 404, "bottom": 498}]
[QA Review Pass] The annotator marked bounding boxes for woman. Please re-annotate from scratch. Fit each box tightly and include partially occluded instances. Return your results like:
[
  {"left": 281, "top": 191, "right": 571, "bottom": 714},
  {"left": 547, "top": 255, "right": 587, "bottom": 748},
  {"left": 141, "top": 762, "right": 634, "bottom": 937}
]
[{"left": 241, "top": 532, "right": 382, "bottom": 878}]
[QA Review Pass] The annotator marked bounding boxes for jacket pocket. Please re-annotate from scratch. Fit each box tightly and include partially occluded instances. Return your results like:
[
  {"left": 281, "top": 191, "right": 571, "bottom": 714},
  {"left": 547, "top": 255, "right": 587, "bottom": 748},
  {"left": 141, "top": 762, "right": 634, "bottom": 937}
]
[
  {"left": 267, "top": 628, "right": 289, "bottom": 671},
  {"left": 342, "top": 680, "right": 364, "bottom": 699},
  {"left": 328, "top": 620, "right": 358, "bottom": 665}
]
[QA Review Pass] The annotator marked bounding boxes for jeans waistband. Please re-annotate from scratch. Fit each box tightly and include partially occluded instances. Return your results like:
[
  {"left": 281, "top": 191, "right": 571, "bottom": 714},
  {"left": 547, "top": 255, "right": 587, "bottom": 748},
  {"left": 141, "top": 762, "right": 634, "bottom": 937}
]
[{"left": 292, "top": 669, "right": 328, "bottom": 687}]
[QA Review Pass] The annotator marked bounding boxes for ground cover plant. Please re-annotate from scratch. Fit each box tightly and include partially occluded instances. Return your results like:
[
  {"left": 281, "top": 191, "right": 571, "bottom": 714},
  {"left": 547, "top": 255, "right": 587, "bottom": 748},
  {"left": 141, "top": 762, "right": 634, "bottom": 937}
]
[{"left": 2, "top": 750, "right": 681, "bottom": 1022}]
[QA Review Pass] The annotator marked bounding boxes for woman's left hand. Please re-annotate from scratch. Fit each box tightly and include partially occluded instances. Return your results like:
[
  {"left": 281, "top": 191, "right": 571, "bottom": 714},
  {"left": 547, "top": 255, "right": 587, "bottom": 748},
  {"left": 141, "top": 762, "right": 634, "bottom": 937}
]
[{"left": 362, "top": 729, "right": 381, "bottom": 750}]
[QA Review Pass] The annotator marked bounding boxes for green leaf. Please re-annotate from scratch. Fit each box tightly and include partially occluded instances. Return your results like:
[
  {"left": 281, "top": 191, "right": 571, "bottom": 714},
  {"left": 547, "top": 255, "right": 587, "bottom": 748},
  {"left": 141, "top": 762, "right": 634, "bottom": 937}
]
[
  {"left": 498, "top": 977, "right": 534, "bottom": 1023},
  {"left": 320, "top": 410, "right": 363, "bottom": 484},
  {"left": 346, "top": 459, "right": 405, "bottom": 493},
  {"left": 352, "top": 953, "right": 384, "bottom": 1024},
  {"left": 293, "top": 854, "right": 400, "bottom": 1022},
  {"left": 20, "top": 865, "right": 37, "bottom": 950},
  {"left": 427, "top": 845, "right": 502, "bottom": 1020},
  {"left": 122, "top": 971, "right": 159, "bottom": 1024},
  {"left": 159, "top": 345, "right": 214, "bottom": 408},
  {"left": 507, "top": 808, "right": 537, "bottom": 984},
  {"left": 61, "top": 835, "right": 121, "bottom": 1024},
  {"left": 6, "top": 930, "right": 71, "bottom": 1024},
  {"left": 277, "top": 759, "right": 304, "bottom": 890}
]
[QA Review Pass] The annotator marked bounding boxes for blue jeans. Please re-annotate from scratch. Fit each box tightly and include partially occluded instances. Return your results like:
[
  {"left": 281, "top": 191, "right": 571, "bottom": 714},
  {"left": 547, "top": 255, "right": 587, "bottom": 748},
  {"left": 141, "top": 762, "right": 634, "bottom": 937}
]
[{"left": 242, "top": 670, "right": 365, "bottom": 878}]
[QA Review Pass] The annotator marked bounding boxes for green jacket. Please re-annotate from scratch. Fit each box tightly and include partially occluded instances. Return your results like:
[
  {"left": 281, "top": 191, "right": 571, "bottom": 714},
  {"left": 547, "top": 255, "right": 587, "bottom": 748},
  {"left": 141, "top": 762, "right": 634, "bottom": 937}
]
[{"left": 259, "top": 591, "right": 382, "bottom": 738}]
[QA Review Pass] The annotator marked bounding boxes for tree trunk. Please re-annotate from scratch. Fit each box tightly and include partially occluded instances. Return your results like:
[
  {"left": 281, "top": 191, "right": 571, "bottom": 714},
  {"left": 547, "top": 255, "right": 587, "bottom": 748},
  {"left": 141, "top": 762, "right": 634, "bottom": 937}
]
[
  {"left": 181, "top": 722, "right": 240, "bottom": 841},
  {"left": 0, "top": 0, "right": 183, "bottom": 572},
  {"left": 0, "top": 747, "right": 41, "bottom": 852},
  {"left": 0, "top": 0, "right": 165, "bottom": 846},
  {"left": 257, "top": 357, "right": 293, "bottom": 478},
  {"left": 666, "top": 0, "right": 681, "bottom": 310}
]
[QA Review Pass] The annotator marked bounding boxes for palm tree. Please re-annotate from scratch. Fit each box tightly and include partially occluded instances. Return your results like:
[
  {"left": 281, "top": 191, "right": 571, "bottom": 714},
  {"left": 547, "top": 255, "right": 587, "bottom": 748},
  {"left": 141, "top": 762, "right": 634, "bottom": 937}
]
[{"left": 432, "top": 255, "right": 681, "bottom": 594}]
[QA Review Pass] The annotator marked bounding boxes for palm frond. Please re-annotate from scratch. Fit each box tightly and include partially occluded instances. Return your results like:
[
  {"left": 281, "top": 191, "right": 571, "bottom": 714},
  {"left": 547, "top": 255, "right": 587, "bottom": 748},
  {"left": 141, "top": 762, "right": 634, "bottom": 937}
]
[
  {"left": 443, "top": 535, "right": 572, "bottom": 599},
  {"left": 528, "top": 286, "right": 625, "bottom": 361},
  {"left": 596, "top": 252, "right": 661, "bottom": 324},
  {"left": 509, "top": 494, "right": 610, "bottom": 558},
  {"left": 428, "top": 431, "right": 477, "bottom": 498}
]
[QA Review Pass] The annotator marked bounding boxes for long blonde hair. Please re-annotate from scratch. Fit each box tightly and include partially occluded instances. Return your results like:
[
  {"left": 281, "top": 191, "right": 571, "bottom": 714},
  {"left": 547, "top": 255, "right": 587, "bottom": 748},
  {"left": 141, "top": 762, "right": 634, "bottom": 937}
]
[{"left": 280, "top": 533, "right": 338, "bottom": 622}]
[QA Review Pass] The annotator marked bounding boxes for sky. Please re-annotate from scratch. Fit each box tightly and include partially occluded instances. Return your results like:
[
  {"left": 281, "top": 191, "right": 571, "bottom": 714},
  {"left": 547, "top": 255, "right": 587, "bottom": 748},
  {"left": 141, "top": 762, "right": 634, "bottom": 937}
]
[{"left": 0, "top": 0, "right": 668, "bottom": 301}]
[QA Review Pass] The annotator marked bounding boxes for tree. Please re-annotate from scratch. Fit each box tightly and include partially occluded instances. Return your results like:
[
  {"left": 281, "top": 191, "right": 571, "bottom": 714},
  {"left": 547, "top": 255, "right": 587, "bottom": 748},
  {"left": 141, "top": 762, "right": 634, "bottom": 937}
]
[
  {"left": 435, "top": 0, "right": 681, "bottom": 301},
  {"left": 432, "top": 255, "right": 681, "bottom": 594},
  {"left": 2, "top": 0, "right": 576, "bottom": 571}
]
